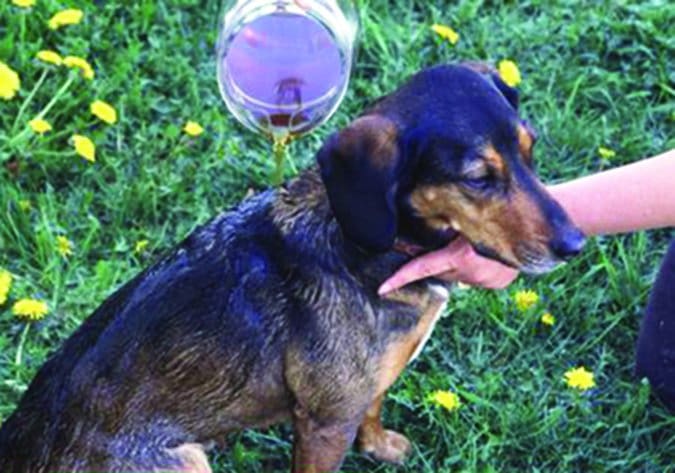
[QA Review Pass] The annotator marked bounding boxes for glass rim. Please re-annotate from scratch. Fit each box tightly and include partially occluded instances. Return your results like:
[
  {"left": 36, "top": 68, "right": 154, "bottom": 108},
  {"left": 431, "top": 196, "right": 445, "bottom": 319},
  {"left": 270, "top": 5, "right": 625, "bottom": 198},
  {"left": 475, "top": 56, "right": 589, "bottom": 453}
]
[{"left": 219, "top": 0, "right": 359, "bottom": 53}]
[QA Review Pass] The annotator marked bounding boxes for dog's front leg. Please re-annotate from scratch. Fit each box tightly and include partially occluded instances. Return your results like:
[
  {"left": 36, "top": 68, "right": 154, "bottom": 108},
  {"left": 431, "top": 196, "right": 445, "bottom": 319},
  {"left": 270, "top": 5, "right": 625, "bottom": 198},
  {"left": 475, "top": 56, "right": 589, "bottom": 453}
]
[
  {"left": 357, "top": 285, "right": 449, "bottom": 465},
  {"left": 291, "top": 404, "right": 360, "bottom": 473},
  {"left": 357, "top": 394, "right": 411, "bottom": 464}
]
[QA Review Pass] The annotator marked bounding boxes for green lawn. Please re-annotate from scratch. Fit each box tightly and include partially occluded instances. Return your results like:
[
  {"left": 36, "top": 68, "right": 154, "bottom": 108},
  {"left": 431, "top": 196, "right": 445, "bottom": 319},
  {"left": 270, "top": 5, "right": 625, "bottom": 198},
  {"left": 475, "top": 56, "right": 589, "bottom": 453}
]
[{"left": 1, "top": 0, "right": 674, "bottom": 471}]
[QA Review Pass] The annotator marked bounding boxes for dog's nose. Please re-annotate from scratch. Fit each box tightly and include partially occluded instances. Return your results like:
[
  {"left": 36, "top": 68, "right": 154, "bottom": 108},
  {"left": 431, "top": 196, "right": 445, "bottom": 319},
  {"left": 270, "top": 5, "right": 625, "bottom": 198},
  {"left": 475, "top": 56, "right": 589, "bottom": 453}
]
[{"left": 550, "top": 228, "right": 586, "bottom": 260}]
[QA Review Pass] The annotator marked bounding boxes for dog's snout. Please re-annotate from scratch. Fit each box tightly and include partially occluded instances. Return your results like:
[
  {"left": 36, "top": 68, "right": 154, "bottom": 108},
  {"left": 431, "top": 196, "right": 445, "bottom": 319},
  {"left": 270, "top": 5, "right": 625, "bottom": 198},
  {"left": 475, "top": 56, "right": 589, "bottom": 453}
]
[{"left": 550, "top": 227, "right": 586, "bottom": 260}]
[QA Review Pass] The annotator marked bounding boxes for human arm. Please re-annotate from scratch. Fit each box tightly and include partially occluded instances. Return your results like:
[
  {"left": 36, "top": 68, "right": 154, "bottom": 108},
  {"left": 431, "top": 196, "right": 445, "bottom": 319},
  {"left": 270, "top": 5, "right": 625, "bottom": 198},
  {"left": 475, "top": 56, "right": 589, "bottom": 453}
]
[
  {"left": 547, "top": 149, "right": 675, "bottom": 235},
  {"left": 379, "top": 149, "right": 675, "bottom": 295}
]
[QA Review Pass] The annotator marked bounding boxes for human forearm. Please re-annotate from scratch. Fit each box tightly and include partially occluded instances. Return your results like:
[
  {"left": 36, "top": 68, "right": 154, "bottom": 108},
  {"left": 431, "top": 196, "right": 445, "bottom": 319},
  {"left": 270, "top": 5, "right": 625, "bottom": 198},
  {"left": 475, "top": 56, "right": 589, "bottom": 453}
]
[{"left": 549, "top": 149, "right": 675, "bottom": 236}]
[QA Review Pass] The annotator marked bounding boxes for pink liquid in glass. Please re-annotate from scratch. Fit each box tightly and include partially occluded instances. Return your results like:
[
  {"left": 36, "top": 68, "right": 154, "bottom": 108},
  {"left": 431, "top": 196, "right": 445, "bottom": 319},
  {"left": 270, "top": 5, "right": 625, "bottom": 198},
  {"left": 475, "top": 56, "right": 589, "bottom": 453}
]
[{"left": 218, "top": 12, "right": 348, "bottom": 137}]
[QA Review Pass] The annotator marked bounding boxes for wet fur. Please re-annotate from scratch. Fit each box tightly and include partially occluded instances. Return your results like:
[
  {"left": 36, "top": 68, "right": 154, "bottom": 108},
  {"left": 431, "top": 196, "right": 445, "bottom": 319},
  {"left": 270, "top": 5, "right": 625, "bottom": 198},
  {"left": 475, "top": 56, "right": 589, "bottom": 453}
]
[{"left": 0, "top": 171, "right": 439, "bottom": 472}]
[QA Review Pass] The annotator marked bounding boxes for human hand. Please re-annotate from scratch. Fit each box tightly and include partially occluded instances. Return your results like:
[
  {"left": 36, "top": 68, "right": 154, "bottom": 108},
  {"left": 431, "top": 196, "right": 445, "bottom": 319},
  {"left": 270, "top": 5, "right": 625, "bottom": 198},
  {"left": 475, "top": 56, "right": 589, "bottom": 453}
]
[{"left": 378, "top": 236, "right": 520, "bottom": 295}]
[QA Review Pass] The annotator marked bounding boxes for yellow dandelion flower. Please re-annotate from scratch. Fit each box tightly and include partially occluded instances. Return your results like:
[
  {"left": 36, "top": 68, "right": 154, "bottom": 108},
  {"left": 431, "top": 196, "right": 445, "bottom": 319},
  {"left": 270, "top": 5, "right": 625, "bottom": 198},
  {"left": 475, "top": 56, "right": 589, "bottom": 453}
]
[
  {"left": 134, "top": 239, "right": 149, "bottom": 254},
  {"left": 598, "top": 146, "right": 616, "bottom": 160},
  {"left": 29, "top": 118, "right": 52, "bottom": 134},
  {"left": 541, "top": 312, "right": 556, "bottom": 326},
  {"left": 63, "top": 56, "right": 94, "bottom": 80},
  {"left": 36, "top": 50, "right": 63, "bottom": 66},
  {"left": 18, "top": 200, "right": 31, "bottom": 211},
  {"left": 90, "top": 100, "right": 117, "bottom": 125},
  {"left": 0, "top": 61, "right": 21, "bottom": 100},
  {"left": 48, "top": 8, "right": 84, "bottom": 30},
  {"left": 183, "top": 121, "right": 204, "bottom": 137},
  {"left": 12, "top": 298, "right": 49, "bottom": 321},
  {"left": 498, "top": 59, "right": 522, "bottom": 87},
  {"left": 431, "top": 23, "right": 459, "bottom": 45},
  {"left": 12, "top": 0, "right": 36, "bottom": 8},
  {"left": 513, "top": 289, "right": 539, "bottom": 311},
  {"left": 56, "top": 236, "right": 73, "bottom": 257},
  {"left": 0, "top": 270, "right": 12, "bottom": 305},
  {"left": 431, "top": 390, "right": 461, "bottom": 412},
  {"left": 564, "top": 366, "right": 596, "bottom": 391},
  {"left": 72, "top": 134, "right": 96, "bottom": 162}
]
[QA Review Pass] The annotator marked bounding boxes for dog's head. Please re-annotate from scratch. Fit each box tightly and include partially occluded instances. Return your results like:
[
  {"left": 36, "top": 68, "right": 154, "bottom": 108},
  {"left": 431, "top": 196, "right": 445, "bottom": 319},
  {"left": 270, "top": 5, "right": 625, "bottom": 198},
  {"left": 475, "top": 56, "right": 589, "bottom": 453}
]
[{"left": 318, "top": 63, "right": 585, "bottom": 274}]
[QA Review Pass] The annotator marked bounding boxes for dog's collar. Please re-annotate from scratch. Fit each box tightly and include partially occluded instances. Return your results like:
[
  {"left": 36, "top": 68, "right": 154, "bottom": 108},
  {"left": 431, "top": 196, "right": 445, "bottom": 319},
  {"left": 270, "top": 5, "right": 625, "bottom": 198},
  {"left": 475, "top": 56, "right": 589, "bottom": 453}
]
[
  {"left": 392, "top": 239, "right": 426, "bottom": 257},
  {"left": 392, "top": 230, "right": 461, "bottom": 257}
]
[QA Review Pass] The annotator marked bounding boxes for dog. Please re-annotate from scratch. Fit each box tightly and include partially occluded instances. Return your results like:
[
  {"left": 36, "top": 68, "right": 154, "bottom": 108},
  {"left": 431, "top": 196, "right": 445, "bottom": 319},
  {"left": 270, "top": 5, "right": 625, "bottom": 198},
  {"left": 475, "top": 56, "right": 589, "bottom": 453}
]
[{"left": 0, "top": 63, "right": 585, "bottom": 472}]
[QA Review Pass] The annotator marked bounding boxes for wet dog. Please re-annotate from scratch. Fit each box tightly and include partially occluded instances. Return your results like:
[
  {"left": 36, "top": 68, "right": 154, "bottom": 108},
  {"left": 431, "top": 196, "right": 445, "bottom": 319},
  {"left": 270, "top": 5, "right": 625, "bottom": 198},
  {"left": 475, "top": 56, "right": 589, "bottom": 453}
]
[{"left": 0, "top": 63, "right": 584, "bottom": 472}]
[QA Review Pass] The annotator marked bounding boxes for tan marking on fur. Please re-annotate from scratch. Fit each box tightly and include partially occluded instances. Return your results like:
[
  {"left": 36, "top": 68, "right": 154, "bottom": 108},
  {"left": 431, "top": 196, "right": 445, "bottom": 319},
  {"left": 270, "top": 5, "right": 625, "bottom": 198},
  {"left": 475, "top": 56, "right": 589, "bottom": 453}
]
[
  {"left": 483, "top": 143, "right": 506, "bottom": 176},
  {"left": 168, "top": 443, "right": 211, "bottom": 473},
  {"left": 358, "top": 394, "right": 412, "bottom": 464},
  {"left": 358, "top": 395, "right": 385, "bottom": 448},
  {"left": 375, "top": 287, "right": 449, "bottom": 395},
  {"left": 409, "top": 179, "right": 554, "bottom": 267},
  {"left": 424, "top": 188, "right": 437, "bottom": 201},
  {"left": 517, "top": 124, "right": 534, "bottom": 163},
  {"left": 409, "top": 285, "right": 448, "bottom": 362}
]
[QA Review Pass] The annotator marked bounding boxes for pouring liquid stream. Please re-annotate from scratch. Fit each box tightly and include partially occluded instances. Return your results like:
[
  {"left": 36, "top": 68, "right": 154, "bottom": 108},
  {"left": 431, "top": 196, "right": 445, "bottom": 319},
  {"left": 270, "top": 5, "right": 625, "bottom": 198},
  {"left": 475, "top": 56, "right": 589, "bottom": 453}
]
[{"left": 218, "top": 6, "right": 351, "bottom": 184}]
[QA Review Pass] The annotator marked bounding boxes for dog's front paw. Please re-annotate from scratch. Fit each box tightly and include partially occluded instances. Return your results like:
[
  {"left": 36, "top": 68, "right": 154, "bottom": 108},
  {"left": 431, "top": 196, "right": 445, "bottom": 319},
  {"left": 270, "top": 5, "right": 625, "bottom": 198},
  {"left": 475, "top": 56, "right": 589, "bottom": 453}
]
[{"left": 359, "top": 429, "right": 412, "bottom": 465}]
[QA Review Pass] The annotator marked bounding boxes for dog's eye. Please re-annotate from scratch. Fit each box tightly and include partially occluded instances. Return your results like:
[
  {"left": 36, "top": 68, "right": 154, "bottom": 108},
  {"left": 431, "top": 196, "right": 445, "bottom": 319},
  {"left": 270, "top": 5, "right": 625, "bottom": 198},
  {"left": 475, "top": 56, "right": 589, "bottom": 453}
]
[
  {"left": 460, "top": 156, "right": 496, "bottom": 192},
  {"left": 462, "top": 176, "right": 492, "bottom": 192}
]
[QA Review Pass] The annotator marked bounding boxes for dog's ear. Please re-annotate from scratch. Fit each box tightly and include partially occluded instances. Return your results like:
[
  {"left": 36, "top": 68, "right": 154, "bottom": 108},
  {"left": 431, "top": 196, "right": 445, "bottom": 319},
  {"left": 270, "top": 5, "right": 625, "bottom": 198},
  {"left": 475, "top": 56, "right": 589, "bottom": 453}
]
[
  {"left": 317, "top": 115, "right": 405, "bottom": 253},
  {"left": 462, "top": 61, "right": 519, "bottom": 110}
]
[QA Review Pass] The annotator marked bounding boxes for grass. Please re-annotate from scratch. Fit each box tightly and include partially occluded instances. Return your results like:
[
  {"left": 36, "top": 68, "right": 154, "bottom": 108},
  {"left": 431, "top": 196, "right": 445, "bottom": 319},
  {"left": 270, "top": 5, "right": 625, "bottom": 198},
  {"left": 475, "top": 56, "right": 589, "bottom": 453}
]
[{"left": 1, "top": 0, "right": 674, "bottom": 471}]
